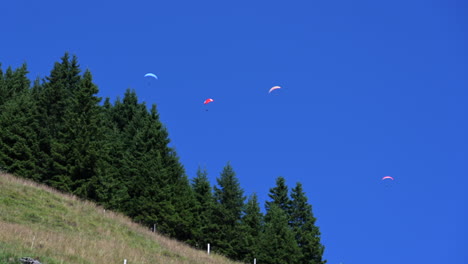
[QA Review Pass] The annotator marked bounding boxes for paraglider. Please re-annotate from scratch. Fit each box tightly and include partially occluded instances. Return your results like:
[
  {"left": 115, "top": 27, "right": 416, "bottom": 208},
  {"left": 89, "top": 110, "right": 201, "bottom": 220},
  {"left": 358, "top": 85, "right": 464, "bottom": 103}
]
[
  {"left": 382, "top": 176, "right": 394, "bottom": 181},
  {"left": 204, "top": 98, "right": 214, "bottom": 104},
  {"left": 144, "top": 73, "right": 158, "bottom": 80},
  {"left": 269, "top": 86, "right": 281, "bottom": 93},
  {"left": 203, "top": 98, "right": 214, "bottom": 111}
]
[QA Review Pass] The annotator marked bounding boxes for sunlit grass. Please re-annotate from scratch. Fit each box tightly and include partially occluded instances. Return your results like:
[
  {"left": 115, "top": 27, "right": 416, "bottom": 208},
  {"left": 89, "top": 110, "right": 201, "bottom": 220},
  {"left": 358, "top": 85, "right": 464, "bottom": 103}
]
[{"left": 0, "top": 172, "right": 242, "bottom": 264}]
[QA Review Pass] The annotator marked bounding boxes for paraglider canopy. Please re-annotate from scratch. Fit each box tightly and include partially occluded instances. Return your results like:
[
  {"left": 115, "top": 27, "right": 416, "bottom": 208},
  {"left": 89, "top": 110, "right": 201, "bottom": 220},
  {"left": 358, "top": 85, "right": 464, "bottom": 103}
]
[
  {"left": 382, "top": 176, "right": 394, "bottom": 180},
  {"left": 144, "top": 73, "right": 158, "bottom": 79},
  {"left": 204, "top": 98, "right": 214, "bottom": 104},
  {"left": 269, "top": 86, "right": 281, "bottom": 93}
]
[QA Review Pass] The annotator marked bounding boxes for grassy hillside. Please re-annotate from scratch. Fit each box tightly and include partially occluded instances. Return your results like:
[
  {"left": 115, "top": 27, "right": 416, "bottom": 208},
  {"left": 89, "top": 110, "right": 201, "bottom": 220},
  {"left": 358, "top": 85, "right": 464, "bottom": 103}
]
[{"left": 0, "top": 172, "right": 242, "bottom": 264}]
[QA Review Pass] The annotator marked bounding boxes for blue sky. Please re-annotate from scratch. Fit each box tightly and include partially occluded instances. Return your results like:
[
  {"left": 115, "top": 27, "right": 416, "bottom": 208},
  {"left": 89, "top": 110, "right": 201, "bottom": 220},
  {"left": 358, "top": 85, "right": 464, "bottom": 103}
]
[{"left": 2, "top": 0, "right": 467, "bottom": 263}]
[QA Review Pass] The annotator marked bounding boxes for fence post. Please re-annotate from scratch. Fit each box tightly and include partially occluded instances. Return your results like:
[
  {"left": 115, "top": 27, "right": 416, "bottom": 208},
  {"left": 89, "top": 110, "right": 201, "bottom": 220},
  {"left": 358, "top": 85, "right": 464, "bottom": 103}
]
[
  {"left": 153, "top": 224, "right": 156, "bottom": 232},
  {"left": 254, "top": 258, "right": 256, "bottom": 264},
  {"left": 124, "top": 259, "right": 127, "bottom": 264},
  {"left": 207, "top": 243, "right": 210, "bottom": 255}
]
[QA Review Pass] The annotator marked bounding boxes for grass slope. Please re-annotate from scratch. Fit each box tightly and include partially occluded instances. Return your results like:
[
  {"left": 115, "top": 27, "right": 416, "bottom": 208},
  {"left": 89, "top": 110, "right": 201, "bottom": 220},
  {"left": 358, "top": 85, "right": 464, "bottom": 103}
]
[{"left": 0, "top": 172, "right": 242, "bottom": 264}]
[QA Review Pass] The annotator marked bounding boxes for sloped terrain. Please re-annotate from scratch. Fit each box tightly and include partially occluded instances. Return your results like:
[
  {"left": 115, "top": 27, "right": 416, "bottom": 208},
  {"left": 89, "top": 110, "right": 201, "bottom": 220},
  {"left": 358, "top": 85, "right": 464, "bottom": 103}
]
[{"left": 0, "top": 172, "right": 241, "bottom": 264}]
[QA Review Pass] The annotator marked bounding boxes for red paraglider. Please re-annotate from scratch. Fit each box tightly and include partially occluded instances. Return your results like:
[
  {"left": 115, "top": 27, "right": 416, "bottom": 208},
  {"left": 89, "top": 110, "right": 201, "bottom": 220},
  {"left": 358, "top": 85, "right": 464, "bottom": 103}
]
[{"left": 204, "top": 98, "right": 214, "bottom": 104}]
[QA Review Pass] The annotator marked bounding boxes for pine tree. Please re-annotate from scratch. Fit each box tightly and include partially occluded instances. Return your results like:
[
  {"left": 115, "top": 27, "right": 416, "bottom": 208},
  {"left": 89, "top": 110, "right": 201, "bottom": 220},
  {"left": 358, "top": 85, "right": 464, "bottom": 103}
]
[
  {"left": 239, "top": 193, "right": 263, "bottom": 263},
  {"left": 210, "top": 162, "right": 245, "bottom": 259},
  {"left": 258, "top": 203, "right": 301, "bottom": 264},
  {"left": 290, "top": 182, "right": 326, "bottom": 264}
]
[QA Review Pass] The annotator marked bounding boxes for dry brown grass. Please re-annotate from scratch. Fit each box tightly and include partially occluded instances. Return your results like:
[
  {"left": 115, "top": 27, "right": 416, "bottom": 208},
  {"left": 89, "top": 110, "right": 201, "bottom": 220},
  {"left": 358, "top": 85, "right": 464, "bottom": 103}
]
[{"left": 0, "top": 172, "right": 243, "bottom": 264}]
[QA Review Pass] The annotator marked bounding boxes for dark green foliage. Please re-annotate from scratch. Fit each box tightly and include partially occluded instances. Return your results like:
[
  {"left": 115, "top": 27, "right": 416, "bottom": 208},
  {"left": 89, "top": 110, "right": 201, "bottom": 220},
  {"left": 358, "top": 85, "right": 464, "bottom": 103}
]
[
  {"left": 258, "top": 203, "right": 301, "bottom": 264},
  {"left": 238, "top": 193, "right": 263, "bottom": 263},
  {"left": 105, "top": 90, "right": 196, "bottom": 241},
  {"left": 0, "top": 64, "right": 44, "bottom": 180},
  {"left": 0, "top": 90, "right": 43, "bottom": 180},
  {"left": 290, "top": 183, "right": 326, "bottom": 264},
  {"left": 0, "top": 63, "right": 30, "bottom": 106},
  {"left": 191, "top": 166, "right": 215, "bottom": 248},
  {"left": 210, "top": 162, "right": 245, "bottom": 259},
  {"left": 266, "top": 176, "right": 291, "bottom": 214},
  {"left": 91, "top": 97, "right": 131, "bottom": 211},
  {"left": 35, "top": 53, "right": 82, "bottom": 191},
  {"left": 63, "top": 69, "right": 103, "bottom": 198}
]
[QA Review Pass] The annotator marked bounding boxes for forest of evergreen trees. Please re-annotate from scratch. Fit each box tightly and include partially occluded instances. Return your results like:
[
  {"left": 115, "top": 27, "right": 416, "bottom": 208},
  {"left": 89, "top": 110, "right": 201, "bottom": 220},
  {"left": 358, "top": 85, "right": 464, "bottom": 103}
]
[{"left": 0, "top": 53, "right": 326, "bottom": 264}]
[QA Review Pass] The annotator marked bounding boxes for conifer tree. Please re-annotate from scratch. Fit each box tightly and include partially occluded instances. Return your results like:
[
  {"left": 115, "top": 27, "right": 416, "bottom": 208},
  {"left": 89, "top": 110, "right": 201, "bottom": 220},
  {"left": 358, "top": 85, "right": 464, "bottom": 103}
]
[
  {"left": 290, "top": 182, "right": 326, "bottom": 264},
  {"left": 0, "top": 63, "right": 30, "bottom": 106},
  {"left": 239, "top": 193, "right": 263, "bottom": 263},
  {"left": 104, "top": 91, "right": 148, "bottom": 218},
  {"left": 63, "top": 69, "right": 103, "bottom": 198},
  {"left": 266, "top": 176, "right": 291, "bottom": 214},
  {"left": 210, "top": 162, "right": 245, "bottom": 259},
  {"left": 108, "top": 91, "right": 196, "bottom": 241},
  {"left": 36, "top": 53, "right": 82, "bottom": 191},
  {"left": 0, "top": 64, "right": 44, "bottom": 180},
  {"left": 191, "top": 166, "right": 214, "bottom": 248},
  {"left": 258, "top": 203, "right": 300, "bottom": 264},
  {"left": 90, "top": 97, "right": 130, "bottom": 210},
  {"left": 0, "top": 89, "right": 42, "bottom": 180}
]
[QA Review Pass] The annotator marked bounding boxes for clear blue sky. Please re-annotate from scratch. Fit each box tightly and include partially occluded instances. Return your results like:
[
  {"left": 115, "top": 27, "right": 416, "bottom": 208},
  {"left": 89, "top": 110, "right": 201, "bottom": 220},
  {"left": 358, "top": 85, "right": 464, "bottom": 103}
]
[{"left": 2, "top": 0, "right": 467, "bottom": 263}]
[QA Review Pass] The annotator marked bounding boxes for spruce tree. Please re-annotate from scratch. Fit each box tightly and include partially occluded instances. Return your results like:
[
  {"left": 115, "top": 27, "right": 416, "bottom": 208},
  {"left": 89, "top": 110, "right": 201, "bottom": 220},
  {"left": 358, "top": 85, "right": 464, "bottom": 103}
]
[
  {"left": 239, "top": 193, "right": 263, "bottom": 263},
  {"left": 62, "top": 69, "right": 103, "bottom": 197},
  {"left": 258, "top": 203, "right": 300, "bottom": 264},
  {"left": 92, "top": 97, "right": 131, "bottom": 211},
  {"left": 0, "top": 63, "right": 30, "bottom": 106},
  {"left": 210, "top": 162, "right": 245, "bottom": 259},
  {"left": 108, "top": 91, "right": 196, "bottom": 242},
  {"left": 191, "top": 166, "right": 214, "bottom": 248},
  {"left": 266, "top": 176, "right": 291, "bottom": 214},
  {"left": 0, "top": 64, "right": 44, "bottom": 180},
  {"left": 36, "top": 53, "right": 82, "bottom": 191},
  {"left": 290, "top": 182, "right": 326, "bottom": 264},
  {"left": 0, "top": 90, "right": 42, "bottom": 180}
]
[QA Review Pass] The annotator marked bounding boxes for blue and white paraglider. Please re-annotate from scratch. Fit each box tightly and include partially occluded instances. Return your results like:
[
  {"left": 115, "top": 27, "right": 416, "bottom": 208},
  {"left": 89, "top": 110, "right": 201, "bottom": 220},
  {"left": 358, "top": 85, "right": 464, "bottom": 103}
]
[{"left": 144, "top": 73, "right": 158, "bottom": 80}]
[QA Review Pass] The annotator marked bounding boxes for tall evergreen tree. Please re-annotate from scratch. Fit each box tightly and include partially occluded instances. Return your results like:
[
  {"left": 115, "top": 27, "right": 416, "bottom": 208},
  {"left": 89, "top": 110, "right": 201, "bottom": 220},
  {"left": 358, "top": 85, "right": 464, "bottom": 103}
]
[
  {"left": 63, "top": 69, "right": 103, "bottom": 198},
  {"left": 239, "top": 193, "right": 263, "bottom": 263},
  {"left": 210, "top": 162, "right": 245, "bottom": 259},
  {"left": 36, "top": 53, "right": 82, "bottom": 191},
  {"left": 0, "top": 64, "right": 43, "bottom": 180},
  {"left": 290, "top": 183, "right": 326, "bottom": 264},
  {"left": 258, "top": 203, "right": 300, "bottom": 264},
  {"left": 266, "top": 176, "right": 291, "bottom": 214},
  {"left": 108, "top": 90, "right": 196, "bottom": 241},
  {"left": 0, "top": 63, "right": 30, "bottom": 106},
  {"left": 191, "top": 166, "right": 214, "bottom": 248},
  {"left": 91, "top": 97, "right": 130, "bottom": 211},
  {"left": 0, "top": 89, "right": 42, "bottom": 180}
]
